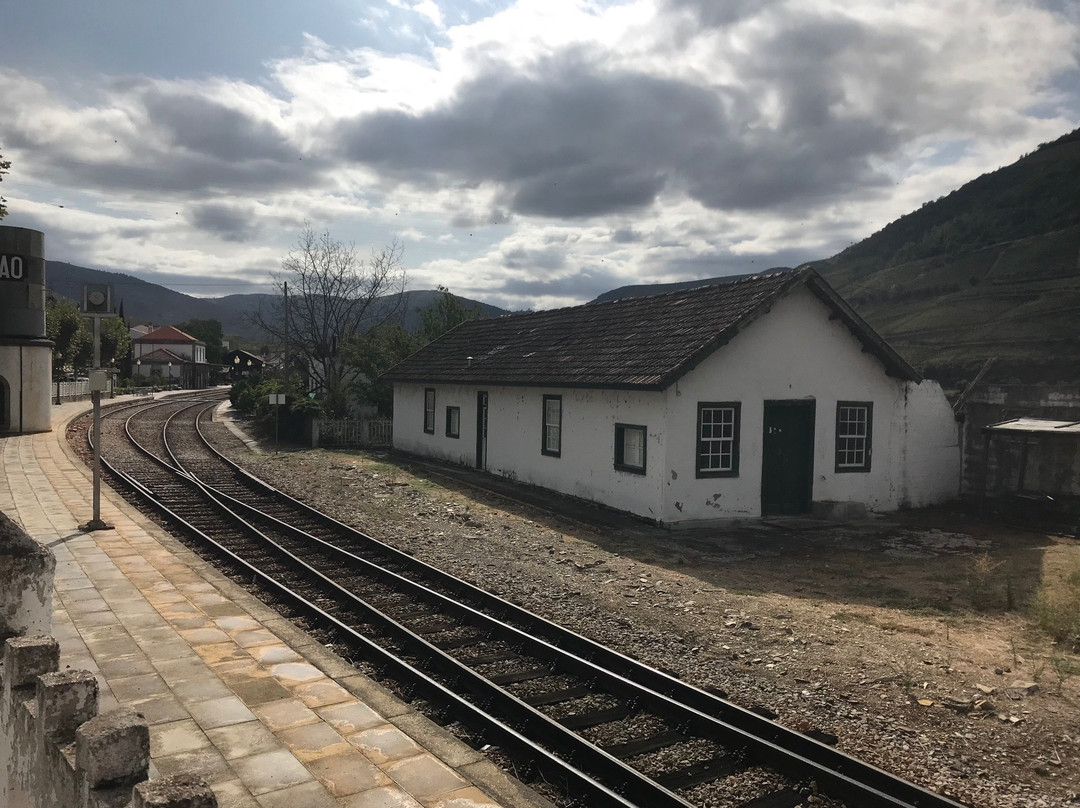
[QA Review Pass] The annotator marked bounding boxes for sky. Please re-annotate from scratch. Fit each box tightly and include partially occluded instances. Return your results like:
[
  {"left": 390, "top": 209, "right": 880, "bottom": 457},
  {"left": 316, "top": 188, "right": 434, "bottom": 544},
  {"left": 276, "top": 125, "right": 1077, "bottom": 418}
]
[{"left": 2, "top": 0, "right": 1078, "bottom": 311}]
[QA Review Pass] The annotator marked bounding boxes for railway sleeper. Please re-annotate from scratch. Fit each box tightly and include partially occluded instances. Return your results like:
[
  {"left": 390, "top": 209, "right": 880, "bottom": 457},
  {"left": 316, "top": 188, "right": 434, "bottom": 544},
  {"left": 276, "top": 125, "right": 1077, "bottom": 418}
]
[
  {"left": 739, "top": 787, "right": 806, "bottom": 808},
  {"left": 653, "top": 752, "right": 743, "bottom": 791},
  {"left": 602, "top": 729, "right": 688, "bottom": 759},
  {"left": 488, "top": 666, "right": 554, "bottom": 685},
  {"left": 521, "top": 684, "right": 593, "bottom": 707},
  {"left": 558, "top": 704, "right": 634, "bottom": 730}
]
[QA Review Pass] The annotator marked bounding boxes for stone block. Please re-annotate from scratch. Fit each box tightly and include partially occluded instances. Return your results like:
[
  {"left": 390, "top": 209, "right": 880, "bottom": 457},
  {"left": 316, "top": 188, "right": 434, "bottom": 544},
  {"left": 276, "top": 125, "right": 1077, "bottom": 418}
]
[
  {"left": 3, "top": 634, "right": 59, "bottom": 688},
  {"left": 37, "top": 668, "right": 99, "bottom": 740},
  {"left": 0, "top": 511, "right": 56, "bottom": 640},
  {"left": 76, "top": 707, "right": 150, "bottom": 788},
  {"left": 132, "top": 774, "right": 218, "bottom": 807}
]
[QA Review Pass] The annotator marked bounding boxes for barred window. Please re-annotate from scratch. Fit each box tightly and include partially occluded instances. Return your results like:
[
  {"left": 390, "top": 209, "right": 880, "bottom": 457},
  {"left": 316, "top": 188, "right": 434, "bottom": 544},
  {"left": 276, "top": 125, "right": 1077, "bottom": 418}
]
[
  {"left": 835, "top": 402, "right": 872, "bottom": 472},
  {"left": 542, "top": 395, "right": 561, "bottom": 456},
  {"left": 614, "top": 424, "right": 646, "bottom": 474},
  {"left": 697, "top": 402, "right": 740, "bottom": 477},
  {"left": 423, "top": 388, "right": 436, "bottom": 434}
]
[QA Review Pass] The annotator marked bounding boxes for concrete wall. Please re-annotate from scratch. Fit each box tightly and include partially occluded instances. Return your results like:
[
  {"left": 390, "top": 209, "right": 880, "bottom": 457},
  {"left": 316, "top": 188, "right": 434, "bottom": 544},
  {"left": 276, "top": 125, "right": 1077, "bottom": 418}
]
[
  {"left": 0, "top": 341, "right": 53, "bottom": 434},
  {"left": 393, "top": 287, "right": 961, "bottom": 523}
]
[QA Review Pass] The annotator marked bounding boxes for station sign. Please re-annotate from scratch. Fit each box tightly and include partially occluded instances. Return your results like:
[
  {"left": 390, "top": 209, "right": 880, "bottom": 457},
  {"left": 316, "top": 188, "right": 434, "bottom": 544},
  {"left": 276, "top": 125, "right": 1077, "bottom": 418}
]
[{"left": 0, "top": 253, "right": 28, "bottom": 281}]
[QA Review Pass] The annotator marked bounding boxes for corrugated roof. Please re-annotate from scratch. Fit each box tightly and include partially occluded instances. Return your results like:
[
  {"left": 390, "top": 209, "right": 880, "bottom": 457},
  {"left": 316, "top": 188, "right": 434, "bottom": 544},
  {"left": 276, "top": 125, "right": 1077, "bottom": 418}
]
[
  {"left": 136, "top": 325, "right": 201, "bottom": 343},
  {"left": 985, "top": 418, "right": 1080, "bottom": 435},
  {"left": 383, "top": 268, "right": 921, "bottom": 389}
]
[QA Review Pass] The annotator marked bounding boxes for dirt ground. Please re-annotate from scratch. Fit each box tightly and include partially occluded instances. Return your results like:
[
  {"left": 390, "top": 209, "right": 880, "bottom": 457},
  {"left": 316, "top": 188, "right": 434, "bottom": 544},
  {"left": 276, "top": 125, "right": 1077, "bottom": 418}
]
[{"left": 227, "top": 438, "right": 1080, "bottom": 808}]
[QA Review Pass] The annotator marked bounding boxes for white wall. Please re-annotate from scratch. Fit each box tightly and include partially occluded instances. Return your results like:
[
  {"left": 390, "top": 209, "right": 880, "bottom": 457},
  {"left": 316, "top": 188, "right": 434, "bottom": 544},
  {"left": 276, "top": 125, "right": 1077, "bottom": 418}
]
[
  {"left": 662, "top": 287, "right": 959, "bottom": 521},
  {"left": 394, "top": 383, "right": 668, "bottom": 520},
  {"left": 0, "top": 343, "right": 52, "bottom": 433}
]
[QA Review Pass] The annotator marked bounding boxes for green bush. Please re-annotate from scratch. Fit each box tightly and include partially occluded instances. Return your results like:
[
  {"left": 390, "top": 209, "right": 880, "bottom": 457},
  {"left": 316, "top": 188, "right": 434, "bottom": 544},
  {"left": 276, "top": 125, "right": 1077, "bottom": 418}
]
[{"left": 229, "top": 375, "right": 317, "bottom": 443}]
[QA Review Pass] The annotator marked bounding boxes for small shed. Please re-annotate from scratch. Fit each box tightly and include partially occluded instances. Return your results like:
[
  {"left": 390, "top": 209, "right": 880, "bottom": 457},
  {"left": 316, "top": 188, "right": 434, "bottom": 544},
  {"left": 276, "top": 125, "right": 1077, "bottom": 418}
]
[{"left": 980, "top": 417, "right": 1080, "bottom": 527}]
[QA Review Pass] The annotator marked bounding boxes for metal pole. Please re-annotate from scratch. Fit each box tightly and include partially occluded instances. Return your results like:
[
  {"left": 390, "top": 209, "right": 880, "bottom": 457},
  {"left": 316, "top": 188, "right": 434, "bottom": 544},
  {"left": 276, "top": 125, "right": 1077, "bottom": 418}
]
[
  {"left": 275, "top": 400, "right": 280, "bottom": 453},
  {"left": 87, "top": 316, "right": 108, "bottom": 530}
]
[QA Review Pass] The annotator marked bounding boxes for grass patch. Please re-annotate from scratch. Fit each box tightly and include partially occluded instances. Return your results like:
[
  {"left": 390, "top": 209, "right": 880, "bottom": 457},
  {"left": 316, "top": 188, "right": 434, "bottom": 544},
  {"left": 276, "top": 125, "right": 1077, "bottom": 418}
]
[{"left": 1031, "top": 554, "right": 1080, "bottom": 651}]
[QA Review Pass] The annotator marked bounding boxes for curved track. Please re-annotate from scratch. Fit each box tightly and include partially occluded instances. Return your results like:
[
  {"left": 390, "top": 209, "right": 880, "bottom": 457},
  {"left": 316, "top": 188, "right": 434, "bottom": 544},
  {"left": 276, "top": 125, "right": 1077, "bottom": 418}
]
[{"left": 83, "top": 395, "right": 968, "bottom": 808}]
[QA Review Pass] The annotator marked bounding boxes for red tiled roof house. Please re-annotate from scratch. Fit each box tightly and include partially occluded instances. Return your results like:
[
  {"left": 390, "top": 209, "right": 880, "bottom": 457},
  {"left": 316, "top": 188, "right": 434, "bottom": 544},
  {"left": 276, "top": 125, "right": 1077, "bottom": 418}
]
[{"left": 133, "top": 326, "right": 209, "bottom": 388}]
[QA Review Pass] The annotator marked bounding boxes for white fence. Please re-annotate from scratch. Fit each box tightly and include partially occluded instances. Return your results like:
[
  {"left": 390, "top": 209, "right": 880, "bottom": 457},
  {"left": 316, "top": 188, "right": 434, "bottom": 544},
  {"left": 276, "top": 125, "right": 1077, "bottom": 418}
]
[
  {"left": 313, "top": 417, "right": 393, "bottom": 449},
  {"left": 53, "top": 379, "right": 113, "bottom": 401}
]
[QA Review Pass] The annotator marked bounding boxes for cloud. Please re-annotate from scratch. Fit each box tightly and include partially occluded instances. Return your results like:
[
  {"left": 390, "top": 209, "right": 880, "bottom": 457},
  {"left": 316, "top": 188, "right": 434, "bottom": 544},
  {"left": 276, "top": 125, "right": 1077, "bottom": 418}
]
[
  {"left": 189, "top": 203, "right": 260, "bottom": 242},
  {"left": 334, "top": 1, "right": 1078, "bottom": 221}
]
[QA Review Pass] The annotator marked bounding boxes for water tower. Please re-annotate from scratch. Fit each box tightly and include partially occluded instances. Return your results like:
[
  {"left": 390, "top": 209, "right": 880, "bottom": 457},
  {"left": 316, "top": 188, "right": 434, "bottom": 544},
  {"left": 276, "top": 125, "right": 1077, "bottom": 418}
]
[{"left": 0, "top": 226, "right": 53, "bottom": 433}]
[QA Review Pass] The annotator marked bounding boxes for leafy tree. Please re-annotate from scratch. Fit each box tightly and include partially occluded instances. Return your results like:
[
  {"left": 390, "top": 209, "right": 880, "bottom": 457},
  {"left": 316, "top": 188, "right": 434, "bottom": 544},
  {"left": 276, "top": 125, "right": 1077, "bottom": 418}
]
[
  {"left": 100, "top": 315, "right": 132, "bottom": 370},
  {"left": 419, "top": 285, "right": 481, "bottom": 343},
  {"left": 342, "top": 323, "right": 421, "bottom": 416},
  {"left": 251, "top": 226, "right": 407, "bottom": 417},
  {"left": 0, "top": 151, "right": 9, "bottom": 219},
  {"left": 46, "top": 297, "right": 92, "bottom": 374},
  {"left": 177, "top": 318, "right": 225, "bottom": 364}
]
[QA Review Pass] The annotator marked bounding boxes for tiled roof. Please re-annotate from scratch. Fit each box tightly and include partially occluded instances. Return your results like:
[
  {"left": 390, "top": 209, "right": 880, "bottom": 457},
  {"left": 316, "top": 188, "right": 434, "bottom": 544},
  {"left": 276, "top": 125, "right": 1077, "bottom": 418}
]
[
  {"left": 382, "top": 268, "right": 920, "bottom": 389},
  {"left": 136, "top": 348, "right": 187, "bottom": 364},
  {"left": 136, "top": 325, "right": 201, "bottom": 343}
]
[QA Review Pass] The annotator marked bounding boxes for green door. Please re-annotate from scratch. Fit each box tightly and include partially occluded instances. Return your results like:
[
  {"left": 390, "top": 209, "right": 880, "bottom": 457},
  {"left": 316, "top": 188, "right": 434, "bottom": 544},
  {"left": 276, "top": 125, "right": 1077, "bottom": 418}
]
[{"left": 761, "top": 401, "right": 815, "bottom": 515}]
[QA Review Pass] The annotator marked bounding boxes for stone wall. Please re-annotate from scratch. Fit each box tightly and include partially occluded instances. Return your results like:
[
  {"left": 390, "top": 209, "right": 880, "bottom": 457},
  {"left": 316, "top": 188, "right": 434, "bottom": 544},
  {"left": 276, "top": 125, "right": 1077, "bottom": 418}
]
[{"left": 0, "top": 512, "right": 217, "bottom": 808}]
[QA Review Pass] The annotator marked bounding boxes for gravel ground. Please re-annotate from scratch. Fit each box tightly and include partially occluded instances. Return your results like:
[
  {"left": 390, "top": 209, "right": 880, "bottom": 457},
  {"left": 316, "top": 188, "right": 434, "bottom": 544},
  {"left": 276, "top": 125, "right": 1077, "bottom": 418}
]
[{"left": 210, "top": 422, "right": 1079, "bottom": 808}]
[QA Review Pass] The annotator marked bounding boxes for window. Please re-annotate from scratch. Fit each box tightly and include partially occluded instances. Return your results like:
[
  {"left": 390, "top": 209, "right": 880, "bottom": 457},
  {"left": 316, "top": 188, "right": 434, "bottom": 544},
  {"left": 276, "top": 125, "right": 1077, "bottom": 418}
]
[
  {"left": 614, "top": 424, "right": 646, "bottom": 474},
  {"left": 542, "top": 395, "right": 561, "bottom": 456},
  {"left": 835, "top": 401, "right": 872, "bottom": 472},
  {"left": 697, "top": 402, "right": 740, "bottom": 477},
  {"left": 445, "top": 406, "right": 460, "bottom": 438},
  {"left": 423, "top": 388, "right": 436, "bottom": 434}
]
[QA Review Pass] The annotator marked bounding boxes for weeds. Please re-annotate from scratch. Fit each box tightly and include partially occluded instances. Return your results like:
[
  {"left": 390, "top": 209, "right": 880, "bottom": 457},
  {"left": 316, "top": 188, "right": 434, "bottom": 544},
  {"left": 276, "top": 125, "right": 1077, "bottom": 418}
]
[
  {"left": 966, "top": 552, "right": 1005, "bottom": 609},
  {"left": 1031, "top": 559, "right": 1080, "bottom": 651}
]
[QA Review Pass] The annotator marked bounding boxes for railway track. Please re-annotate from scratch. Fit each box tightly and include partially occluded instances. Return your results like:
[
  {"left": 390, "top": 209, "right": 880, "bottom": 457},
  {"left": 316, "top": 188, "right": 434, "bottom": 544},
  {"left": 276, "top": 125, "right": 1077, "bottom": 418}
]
[{"left": 83, "top": 395, "right": 968, "bottom": 808}]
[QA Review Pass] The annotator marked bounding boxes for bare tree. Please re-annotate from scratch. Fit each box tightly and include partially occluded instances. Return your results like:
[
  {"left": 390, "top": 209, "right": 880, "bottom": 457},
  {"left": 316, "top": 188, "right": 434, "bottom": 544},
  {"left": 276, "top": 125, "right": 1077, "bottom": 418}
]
[{"left": 252, "top": 226, "right": 407, "bottom": 416}]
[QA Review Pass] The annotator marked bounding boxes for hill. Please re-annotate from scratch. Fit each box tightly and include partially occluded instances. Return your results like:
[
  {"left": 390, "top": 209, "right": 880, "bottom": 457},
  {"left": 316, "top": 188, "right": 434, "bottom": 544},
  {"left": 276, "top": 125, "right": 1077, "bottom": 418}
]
[
  {"left": 591, "top": 270, "right": 776, "bottom": 303},
  {"left": 44, "top": 262, "right": 509, "bottom": 342},
  {"left": 805, "top": 128, "right": 1080, "bottom": 391}
]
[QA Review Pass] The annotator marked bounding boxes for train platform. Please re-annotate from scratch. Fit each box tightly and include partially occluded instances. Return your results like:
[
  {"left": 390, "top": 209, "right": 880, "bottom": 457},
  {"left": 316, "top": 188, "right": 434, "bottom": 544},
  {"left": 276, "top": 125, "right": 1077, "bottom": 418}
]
[{"left": 0, "top": 398, "right": 547, "bottom": 808}]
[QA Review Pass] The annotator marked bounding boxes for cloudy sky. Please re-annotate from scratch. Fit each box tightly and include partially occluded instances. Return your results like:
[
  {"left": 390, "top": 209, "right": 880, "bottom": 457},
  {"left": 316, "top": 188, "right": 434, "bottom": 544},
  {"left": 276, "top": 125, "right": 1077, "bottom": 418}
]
[{"left": 2, "top": 0, "right": 1078, "bottom": 310}]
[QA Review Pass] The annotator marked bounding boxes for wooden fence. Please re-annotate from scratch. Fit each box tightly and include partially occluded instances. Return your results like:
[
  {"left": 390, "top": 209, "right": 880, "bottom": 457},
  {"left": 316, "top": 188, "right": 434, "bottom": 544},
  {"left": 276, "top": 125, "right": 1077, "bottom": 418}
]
[{"left": 313, "top": 417, "right": 393, "bottom": 449}]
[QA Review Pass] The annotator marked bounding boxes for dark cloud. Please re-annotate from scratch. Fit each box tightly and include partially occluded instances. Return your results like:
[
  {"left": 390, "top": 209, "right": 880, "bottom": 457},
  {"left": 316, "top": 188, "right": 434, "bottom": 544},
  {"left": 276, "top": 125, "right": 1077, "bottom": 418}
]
[
  {"left": 189, "top": 202, "right": 259, "bottom": 242},
  {"left": 335, "top": 19, "right": 938, "bottom": 220},
  {"left": 449, "top": 208, "right": 513, "bottom": 228},
  {"left": 611, "top": 226, "right": 643, "bottom": 244},
  {"left": 143, "top": 93, "right": 295, "bottom": 163},
  {"left": 5, "top": 82, "right": 328, "bottom": 198},
  {"left": 501, "top": 245, "right": 565, "bottom": 271}
]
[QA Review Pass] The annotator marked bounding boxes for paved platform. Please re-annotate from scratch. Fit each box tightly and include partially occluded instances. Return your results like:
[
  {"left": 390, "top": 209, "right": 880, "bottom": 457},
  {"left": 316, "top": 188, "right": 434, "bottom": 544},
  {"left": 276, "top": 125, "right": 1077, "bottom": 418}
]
[{"left": 0, "top": 398, "right": 546, "bottom": 808}]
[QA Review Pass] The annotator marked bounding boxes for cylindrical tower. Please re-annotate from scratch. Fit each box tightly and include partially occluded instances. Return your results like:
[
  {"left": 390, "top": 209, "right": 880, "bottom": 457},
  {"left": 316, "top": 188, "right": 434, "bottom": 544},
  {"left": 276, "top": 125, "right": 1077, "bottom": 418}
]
[{"left": 0, "top": 226, "right": 53, "bottom": 433}]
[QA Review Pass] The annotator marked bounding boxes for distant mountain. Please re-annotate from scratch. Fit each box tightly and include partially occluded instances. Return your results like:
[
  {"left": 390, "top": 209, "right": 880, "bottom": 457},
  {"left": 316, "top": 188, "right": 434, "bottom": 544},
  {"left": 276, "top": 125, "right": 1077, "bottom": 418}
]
[
  {"left": 44, "top": 261, "right": 510, "bottom": 341},
  {"left": 591, "top": 270, "right": 780, "bottom": 303}
]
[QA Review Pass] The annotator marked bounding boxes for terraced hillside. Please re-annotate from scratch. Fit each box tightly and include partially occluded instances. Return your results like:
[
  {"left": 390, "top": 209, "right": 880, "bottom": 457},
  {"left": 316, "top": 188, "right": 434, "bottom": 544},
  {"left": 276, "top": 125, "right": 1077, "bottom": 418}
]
[{"left": 808, "top": 129, "right": 1080, "bottom": 393}]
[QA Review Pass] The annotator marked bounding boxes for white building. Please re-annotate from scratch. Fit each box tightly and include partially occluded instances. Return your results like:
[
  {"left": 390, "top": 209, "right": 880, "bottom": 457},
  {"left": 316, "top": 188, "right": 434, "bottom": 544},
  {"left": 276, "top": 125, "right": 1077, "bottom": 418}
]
[
  {"left": 384, "top": 269, "right": 960, "bottom": 526},
  {"left": 132, "top": 325, "right": 209, "bottom": 388}
]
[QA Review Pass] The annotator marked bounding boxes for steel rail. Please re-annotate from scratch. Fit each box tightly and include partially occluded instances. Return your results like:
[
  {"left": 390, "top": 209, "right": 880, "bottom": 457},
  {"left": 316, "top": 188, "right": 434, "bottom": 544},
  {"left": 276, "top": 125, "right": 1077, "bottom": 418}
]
[
  {"left": 187, "top": 404, "right": 968, "bottom": 808},
  {"left": 95, "top": 402, "right": 681, "bottom": 808}
]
